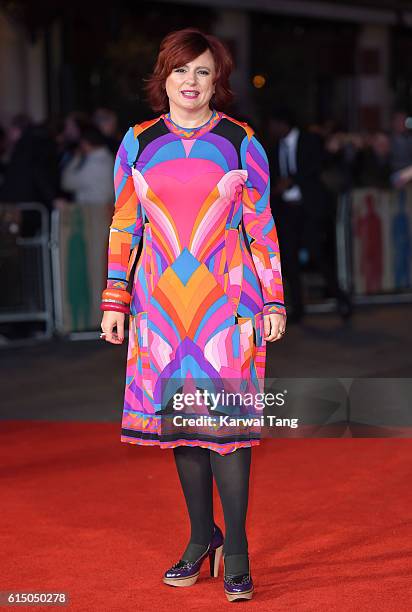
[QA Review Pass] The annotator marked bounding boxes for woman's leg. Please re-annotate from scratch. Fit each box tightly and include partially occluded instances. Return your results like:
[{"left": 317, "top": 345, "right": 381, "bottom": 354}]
[
  {"left": 210, "top": 447, "right": 252, "bottom": 576},
  {"left": 173, "top": 445, "right": 215, "bottom": 562}
]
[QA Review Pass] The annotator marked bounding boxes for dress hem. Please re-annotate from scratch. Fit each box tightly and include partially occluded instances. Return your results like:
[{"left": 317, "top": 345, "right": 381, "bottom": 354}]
[{"left": 120, "top": 435, "right": 260, "bottom": 455}]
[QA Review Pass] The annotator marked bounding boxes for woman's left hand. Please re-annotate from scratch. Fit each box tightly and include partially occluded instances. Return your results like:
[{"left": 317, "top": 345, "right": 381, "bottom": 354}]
[{"left": 263, "top": 313, "right": 287, "bottom": 342}]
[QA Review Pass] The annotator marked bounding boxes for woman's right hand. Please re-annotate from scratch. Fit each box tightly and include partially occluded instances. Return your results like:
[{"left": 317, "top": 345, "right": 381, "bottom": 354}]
[{"left": 101, "top": 311, "right": 125, "bottom": 344}]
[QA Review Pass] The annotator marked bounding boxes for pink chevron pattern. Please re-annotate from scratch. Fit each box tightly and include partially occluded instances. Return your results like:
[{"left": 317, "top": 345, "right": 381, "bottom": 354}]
[{"left": 104, "top": 110, "right": 286, "bottom": 455}]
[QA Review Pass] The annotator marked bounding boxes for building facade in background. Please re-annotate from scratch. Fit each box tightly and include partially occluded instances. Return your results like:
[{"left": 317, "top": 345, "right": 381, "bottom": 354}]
[{"left": 1, "top": 0, "right": 412, "bottom": 130}]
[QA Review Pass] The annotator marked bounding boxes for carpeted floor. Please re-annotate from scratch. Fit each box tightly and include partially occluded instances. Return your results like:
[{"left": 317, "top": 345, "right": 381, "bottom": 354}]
[{"left": 1, "top": 420, "right": 411, "bottom": 611}]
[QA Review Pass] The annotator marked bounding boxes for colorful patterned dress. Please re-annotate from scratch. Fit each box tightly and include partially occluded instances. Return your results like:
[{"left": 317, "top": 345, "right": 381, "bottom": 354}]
[{"left": 105, "top": 108, "right": 286, "bottom": 455}]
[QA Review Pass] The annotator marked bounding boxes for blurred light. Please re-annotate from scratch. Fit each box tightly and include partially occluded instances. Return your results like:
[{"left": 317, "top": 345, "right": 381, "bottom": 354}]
[
  {"left": 405, "top": 117, "right": 412, "bottom": 129},
  {"left": 252, "top": 74, "right": 266, "bottom": 89},
  {"left": 299, "top": 248, "right": 310, "bottom": 264}
]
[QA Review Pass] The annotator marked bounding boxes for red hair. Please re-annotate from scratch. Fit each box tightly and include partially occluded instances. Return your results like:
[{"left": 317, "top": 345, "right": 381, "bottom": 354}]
[{"left": 143, "top": 27, "right": 234, "bottom": 114}]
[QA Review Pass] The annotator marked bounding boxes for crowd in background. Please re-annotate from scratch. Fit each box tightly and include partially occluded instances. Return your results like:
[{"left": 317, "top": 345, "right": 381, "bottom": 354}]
[
  {"left": 1, "top": 108, "right": 412, "bottom": 225},
  {"left": 0, "top": 108, "right": 122, "bottom": 236},
  {"left": 309, "top": 110, "right": 412, "bottom": 194},
  {"left": 0, "top": 105, "right": 412, "bottom": 330}
]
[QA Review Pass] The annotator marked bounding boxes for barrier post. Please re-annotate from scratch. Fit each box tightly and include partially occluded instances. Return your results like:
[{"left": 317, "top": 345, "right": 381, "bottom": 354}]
[{"left": 0, "top": 202, "right": 54, "bottom": 343}]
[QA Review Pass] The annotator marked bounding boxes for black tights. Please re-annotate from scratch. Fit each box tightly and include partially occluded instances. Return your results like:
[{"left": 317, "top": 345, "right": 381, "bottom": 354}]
[{"left": 172, "top": 445, "right": 251, "bottom": 575}]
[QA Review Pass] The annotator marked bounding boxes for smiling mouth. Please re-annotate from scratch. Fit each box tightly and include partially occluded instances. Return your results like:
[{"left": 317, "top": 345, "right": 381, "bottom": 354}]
[{"left": 181, "top": 90, "right": 200, "bottom": 98}]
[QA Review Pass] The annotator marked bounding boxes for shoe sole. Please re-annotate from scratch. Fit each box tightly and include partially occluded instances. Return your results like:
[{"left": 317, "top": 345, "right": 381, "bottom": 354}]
[
  {"left": 163, "top": 572, "right": 200, "bottom": 587},
  {"left": 225, "top": 587, "right": 254, "bottom": 601}
]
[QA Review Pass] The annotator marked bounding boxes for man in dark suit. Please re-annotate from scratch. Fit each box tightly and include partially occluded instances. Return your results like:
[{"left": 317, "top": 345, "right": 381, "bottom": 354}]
[
  {"left": 268, "top": 108, "right": 351, "bottom": 322},
  {"left": 0, "top": 115, "right": 59, "bottom": 235}
]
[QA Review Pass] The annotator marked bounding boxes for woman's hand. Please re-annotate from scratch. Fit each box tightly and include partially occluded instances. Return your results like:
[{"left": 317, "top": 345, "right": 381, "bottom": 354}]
[
  {"left": 100, "top": 311, "right": 125, "bottom": 344},
  {"left": 393, "top": 165, "right": 412, "bottom": 189},
  {"left": 263, "top": 313, "right": 287, "bottom": 342}
]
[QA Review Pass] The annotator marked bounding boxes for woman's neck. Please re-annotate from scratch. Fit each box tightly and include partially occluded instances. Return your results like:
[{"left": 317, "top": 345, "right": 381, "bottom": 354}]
[{"left": 167, "top": 104, "right": 214, "bottom": 128}]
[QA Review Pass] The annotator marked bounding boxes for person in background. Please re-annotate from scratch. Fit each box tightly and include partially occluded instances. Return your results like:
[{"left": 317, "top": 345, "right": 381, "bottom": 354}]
[
  {"left": 59, "top": 125, "right": 114, "bottom": 207},
  {"left": 268, "top": 108, "right": 351, "bottom": 323},
  {"left": 323, "top": 130, "right": 361, "bottom": 194},
  {"left": 0, "top": 113, "right": 59, "bottom": 234},
  {"left": 388, "top": 110, "right": 412, "bottom": 189},
  {"left": 57, "top": 111, "right": 90, "bottom": 172},
  {"left": 389, "top": 110, "right": 412, "bottom": 177},
  {"left": 92, "top": 107, "right": 122, "bottom": 154},
  {"left": 355, "top": 131, "right": 392, "bottom": 190},
  {"left": 0, "top": 114, "right": 59, "bottom": 339}
]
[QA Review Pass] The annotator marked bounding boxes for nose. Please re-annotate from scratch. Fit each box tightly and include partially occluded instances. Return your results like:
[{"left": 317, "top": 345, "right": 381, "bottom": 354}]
[{"left": 184, "top": 71, "right": 197, "bottom": 85}]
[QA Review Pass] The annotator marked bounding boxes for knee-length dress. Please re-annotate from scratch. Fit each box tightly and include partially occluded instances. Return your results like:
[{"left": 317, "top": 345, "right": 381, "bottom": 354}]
[{"left": 105, "top": 109, "right": 286, "bottom": 455}]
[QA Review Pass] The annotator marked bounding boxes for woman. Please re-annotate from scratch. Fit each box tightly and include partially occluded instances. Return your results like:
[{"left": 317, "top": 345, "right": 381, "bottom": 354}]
[
  {"left": 61, "top": 125, "right": 114, "bottom": 206},
  {"left": 100, "top": 27, "right": 287, "bottom": 602}
]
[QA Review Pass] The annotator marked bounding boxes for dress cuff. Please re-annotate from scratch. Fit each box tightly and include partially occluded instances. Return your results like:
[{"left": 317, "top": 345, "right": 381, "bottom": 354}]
[
  {"left": 262, "top": 302, "right": 287, "bottom": 317},
  {"left": 107, "top": 279, "right": 129, "bottom": 291}
]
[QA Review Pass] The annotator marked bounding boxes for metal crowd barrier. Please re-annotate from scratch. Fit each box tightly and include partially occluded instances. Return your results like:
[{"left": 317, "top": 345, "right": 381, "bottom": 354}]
[
  {"left": 276, "top": 186, "right": 412, "bottom": 314},
  {"left": 0, "top": 202, "right": 112, "bottom": 343},
  {"left": 0, "top": 202, "right": 54, "bottom": 343},
  {"left": 336, "top": 188, "right": 412, "bottom": 305},
  {"left": 2, "top": 190, "right": 410, "bottom": 346},
  {"left": 336, "top": 192, "right": 353, "bottom": 296},
  {"left": 50, "top": 203, "right": 113, "bottom": 340}
]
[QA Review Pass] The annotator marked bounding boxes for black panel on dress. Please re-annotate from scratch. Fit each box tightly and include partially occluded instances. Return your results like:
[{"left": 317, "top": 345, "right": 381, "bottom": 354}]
[
  {"left": 210, "top": 118, "right": 248, "bottom": 169},
  {"left": 132, "top": 119, "right": 169, "bottom": 166}
]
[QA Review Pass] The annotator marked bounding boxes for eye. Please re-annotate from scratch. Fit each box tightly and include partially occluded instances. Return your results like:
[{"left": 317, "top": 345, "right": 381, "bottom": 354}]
[{"left": 199, "top": 70, "right": 210, "bottom": 76}]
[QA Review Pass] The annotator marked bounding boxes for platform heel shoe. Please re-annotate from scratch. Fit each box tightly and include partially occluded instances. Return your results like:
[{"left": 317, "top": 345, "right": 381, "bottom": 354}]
[
  {"left": 163, "top": 524, "right": 224, "bottom": 587},
  {"left": 223, "top": 556, "right": 254, "bottom": 602}
]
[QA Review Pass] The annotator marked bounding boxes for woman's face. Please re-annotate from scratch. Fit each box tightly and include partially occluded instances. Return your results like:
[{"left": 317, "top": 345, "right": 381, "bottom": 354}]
[
  {"left": 165, "top": 49, "right": 216, "bottom": 113},
  {"left": 64, "top": 117, "right": 80, "bottom": 143}
]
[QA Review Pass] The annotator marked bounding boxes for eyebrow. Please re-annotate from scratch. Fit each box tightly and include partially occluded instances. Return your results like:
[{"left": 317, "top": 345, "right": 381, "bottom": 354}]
[{"left": 178, "top": 65, "right": 212, "bottom": 70}]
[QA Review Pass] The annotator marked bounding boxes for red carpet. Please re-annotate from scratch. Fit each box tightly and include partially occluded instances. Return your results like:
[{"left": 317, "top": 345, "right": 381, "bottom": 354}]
[{"left": 1, "top": 421, "right": 411, "bottom": 611}]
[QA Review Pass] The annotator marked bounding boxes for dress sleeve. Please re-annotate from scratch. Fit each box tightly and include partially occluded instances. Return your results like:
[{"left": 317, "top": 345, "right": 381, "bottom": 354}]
[
  {"left": 106, "top": 126, "right": 144, "bottom": 291},
  {"left": 241, "top": 130, "right": 287, "bottom": 317}
]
